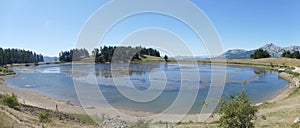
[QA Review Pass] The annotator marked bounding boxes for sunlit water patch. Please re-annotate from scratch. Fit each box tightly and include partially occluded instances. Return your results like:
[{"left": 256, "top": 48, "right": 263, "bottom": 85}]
[{"left": 5, "top": 63, "right": 287, "bottom": 114}]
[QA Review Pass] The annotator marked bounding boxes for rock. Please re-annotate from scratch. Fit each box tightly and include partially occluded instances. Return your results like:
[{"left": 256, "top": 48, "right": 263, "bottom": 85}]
[
  {"left": 294, "top": 117, "right": 300, "bottom": 123},
  {"left": 98, "top": 116, "right": 132, "bottom": 128},
  {"left": 290, "top": 78, "right": 300, "bottom": 87},
  {"left": 218, "top": 43, "right": 300, "bottom": 59}
]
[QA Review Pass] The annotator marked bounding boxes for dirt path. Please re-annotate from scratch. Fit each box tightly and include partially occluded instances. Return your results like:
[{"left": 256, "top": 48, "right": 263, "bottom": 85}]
[
  {"left": 0, "top": 79, "right": 86, "bottom": 115},
  {"left": 293, "top": 67, "right": 300, "bottom": 74}
]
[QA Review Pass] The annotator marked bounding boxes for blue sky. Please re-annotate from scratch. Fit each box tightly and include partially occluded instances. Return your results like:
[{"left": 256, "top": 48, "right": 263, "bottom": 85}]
[{"left": 0, "top": 0, "right": 300, "bottom": 56}]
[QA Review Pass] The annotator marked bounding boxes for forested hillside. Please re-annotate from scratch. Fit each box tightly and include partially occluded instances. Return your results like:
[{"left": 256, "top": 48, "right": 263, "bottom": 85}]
[
  {"left": 59, "top": 49, "right": 89, "bottom": 62},
  {"left": 0, "top": 48, "right": 44, "bottom": 65},
  {"left": 59, "top": 46, "right": 161, "bottom": 63}
]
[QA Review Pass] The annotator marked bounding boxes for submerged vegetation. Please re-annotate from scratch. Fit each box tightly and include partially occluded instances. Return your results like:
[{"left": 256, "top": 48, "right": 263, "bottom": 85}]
[{"left": 0, "top": 45, "right": 299, "bottom": 127}]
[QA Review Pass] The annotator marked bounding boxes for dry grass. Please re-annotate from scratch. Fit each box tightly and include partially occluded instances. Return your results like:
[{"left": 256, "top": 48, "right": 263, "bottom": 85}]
[
  {"left": 0, "top": 104, "right": 96, "bottom": 128},
  {"left": 254, "top": 89, "right": 300, "bottom": 128},
  {"left": 2, "top": 57, "right": 300, "bottom": 128},
  {"left": 0, "top": 111, "right": 26, "bottom": 128},
  {"left": 201, "top": 58, "right": 300, "bottom": 67}
]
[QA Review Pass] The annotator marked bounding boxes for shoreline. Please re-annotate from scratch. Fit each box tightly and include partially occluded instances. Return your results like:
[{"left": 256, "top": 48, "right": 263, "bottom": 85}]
[
  {"left": 0, "top": 63, "right": 296, "bottom": 123},
  {"left": 0, "top": 77, "right": 211, "bottom": 122},
  {"left": 255, "top": 72, "right": 294, "bottom": 106}
]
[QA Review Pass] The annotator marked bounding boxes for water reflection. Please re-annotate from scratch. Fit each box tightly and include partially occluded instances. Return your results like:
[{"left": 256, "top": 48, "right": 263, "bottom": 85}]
[
  {"left": 253, "top": 68, "right": 267, "bottom": 75},
  {"left": 95, "top": 64, "right": 160, "bottom": 78},
  {"left": 5, "top": 63, "right": 289, "bottom": 114}
]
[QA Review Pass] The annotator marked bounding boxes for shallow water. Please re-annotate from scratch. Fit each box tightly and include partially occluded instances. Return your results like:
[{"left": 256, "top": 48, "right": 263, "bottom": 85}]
[{"left": 5, "top": 63, "right": 287, "bottom": 114}]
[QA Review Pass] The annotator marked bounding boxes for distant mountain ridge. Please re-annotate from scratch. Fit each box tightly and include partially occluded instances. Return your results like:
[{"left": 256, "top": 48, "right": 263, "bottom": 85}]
[
  {"left": 43, "top": 56, "right": 58, "bottom": 62},
  {"left": 219, "top": 43, "right": 300, "bottom": 59}
]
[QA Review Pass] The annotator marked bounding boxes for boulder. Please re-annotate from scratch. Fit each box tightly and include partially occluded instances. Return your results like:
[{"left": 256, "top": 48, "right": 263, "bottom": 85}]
[{"left": 98, "top": 116, "right": 132, "bottom": 128}]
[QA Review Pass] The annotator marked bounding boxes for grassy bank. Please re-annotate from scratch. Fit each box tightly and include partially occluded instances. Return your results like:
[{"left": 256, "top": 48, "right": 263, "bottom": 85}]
[
  {"left": 198, "top": 58, "right": 300, "bottom": 67},
  {"left": 80, "top": 55, "right": 169, "bottom": 63},
  {"left": 0, "top": 100, "right": 97, "bottom": 128},
  {"left": 0, "top": 66, "right": 15, "bottom": 76},
  {"left": 1, "top": 57, "right": 300, "bottom": 127},
  {"left": 0, "top": 110, "right": 25, "bottom": 128}
]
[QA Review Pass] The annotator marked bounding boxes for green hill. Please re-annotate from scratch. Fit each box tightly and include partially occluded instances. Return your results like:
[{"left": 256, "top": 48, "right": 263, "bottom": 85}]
[{"left": 80, "top": 55, "right": 165, "bottom": 63}]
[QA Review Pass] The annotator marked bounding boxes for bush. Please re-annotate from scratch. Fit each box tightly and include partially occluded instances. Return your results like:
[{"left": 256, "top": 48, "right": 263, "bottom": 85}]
[
  {"left": 1, "top": 93, "right": 20, "bottom": 109},
  {"left": 218, "top": 90, "right": 258, "bottom": 128},
  {"left": 38, "top": 111, "right": 51, "bottom": 122},
  {"left": 133, "top": 119, "right": 150, "bottom": 128},
  {"left": 292, "top": 123, "right": 300, "bottom": 128},
  {"left": 261, "top": 115, "right": 267, "bottom": 120},
  {"left": 285, "top": 67, "right": 300, "bottom": 78},
  {"left": 0, "top": 67, "right": 15, "bottom": 75}
]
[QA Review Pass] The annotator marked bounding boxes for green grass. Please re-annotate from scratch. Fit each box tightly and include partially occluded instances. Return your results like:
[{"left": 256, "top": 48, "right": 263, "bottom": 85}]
[
  {"left": 285, "top": 67, "right": 300, "bottom": 78},
  {"left": 80, "top": 55, "right": 166, "bottom": 63},
  {"left": 141, "top": 55, "right": 163, "bottom": 61},
  {"left": 0, "top": 66, "right": 15, "bottom": 75},
  {"left": 38, "top": 111, "right": 51, "bottom": 122},
  {"left": 288, "top": 86, "right": 300, "bottom": 98},
  {"left": 68, "top": 113, "right": 97, "bottom": 125},
  {"left": 80, "top": 56, "right": 96, "bottom": 63},
  {"left": 1, "top": 93, "right": 20, "bottom": 109}
]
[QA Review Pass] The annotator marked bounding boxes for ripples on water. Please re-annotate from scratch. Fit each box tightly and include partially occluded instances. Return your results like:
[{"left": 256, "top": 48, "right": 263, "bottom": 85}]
[{"left": 5, "top": 63, "right": 287, "bottom": 114}]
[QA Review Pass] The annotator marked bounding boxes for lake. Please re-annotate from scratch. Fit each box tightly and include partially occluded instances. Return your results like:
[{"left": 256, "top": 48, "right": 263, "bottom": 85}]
[{"left": 5, "top": 63, "right": 287, "bottom": 114}]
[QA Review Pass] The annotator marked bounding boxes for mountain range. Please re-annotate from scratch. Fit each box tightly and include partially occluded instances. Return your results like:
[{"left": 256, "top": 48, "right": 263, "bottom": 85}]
[
  {"left": 219, "top": 43, "right": 300, "bottom": 59},
  {"left": 43, "top": 56, "right": 58, "bottom": 62}
]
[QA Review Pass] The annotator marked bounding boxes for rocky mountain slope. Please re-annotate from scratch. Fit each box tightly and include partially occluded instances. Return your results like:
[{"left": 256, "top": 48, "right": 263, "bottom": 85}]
[{"left": 219, "top": 43, "right": 300, "bottom": 59}]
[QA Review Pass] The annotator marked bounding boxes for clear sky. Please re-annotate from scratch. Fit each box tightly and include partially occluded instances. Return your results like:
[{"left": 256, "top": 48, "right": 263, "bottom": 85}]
[{"left": 1, "top": 0, "right": 300, "bottom": 57}]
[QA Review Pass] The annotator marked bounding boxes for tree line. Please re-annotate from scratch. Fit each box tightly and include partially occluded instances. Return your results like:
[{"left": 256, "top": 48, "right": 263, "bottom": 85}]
[
  {"left": 92, "top": 46, "right": 160, "bottom": 63},
  {"left": 250, "top": 49, "right": 270, "bottom": 59},
  {"left": 251, "top": 49, "right": 300, "bottom": 59},
  {"left": 59, "top": 46, "right": 161, "bottom": 63},
  {"left": 281, "top": 50, "right": 300, "bottom": 59},
  {"left": 0, "top": 48, "right": 44, "bottom": 66},
  {"left": 59, "top": 49, "right": 90, "bottom": 62}
]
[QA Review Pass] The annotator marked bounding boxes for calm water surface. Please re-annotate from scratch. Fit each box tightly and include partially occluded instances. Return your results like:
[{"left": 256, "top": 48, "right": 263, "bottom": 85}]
[{"left": 5, "top": 63, "right": 287, "bottom": 114}]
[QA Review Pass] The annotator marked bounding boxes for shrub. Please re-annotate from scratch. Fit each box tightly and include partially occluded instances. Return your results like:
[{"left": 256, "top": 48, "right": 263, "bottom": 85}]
[
  {"left": 218, "top": 90, "right": 258, "bottom": 128},
  {"left": 292, "top": 123, "right": 300, "bottom": 128},
  {"left": 1, "top": 93, "right": 20, "bottom": 109},
  {"left": 0, "top": 67, "right": 15, "bottom": 75},
  {"left": 133, "top": 119, "right": 150, "bottom": 128},
  {"left": 38, "top": 111, "right": 51, "bottom": 122},
  {"left": 261, "top": 115, "right": 267, "bottom": 120}
]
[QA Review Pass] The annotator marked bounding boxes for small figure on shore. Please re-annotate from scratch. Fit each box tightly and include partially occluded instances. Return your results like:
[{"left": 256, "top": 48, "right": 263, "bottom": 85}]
[{"left": 164, "top": 55, "right": 169, "bottom": 63}]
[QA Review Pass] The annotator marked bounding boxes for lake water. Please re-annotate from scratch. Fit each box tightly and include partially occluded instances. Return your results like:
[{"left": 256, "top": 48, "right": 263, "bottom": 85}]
[{"left": 5, "top": 63, "right": 287, "bottom": 114}]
